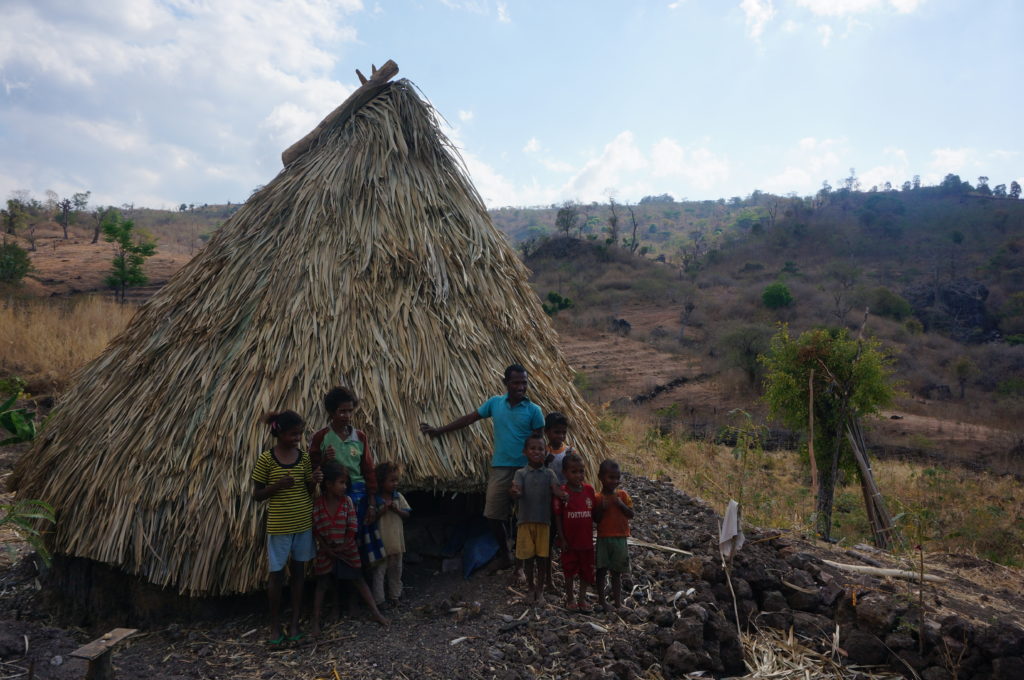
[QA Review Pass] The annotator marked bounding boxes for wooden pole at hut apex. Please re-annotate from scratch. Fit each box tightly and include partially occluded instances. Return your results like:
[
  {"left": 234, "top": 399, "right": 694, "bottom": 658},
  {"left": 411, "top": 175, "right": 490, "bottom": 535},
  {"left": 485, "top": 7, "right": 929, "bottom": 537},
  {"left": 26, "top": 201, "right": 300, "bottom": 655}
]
[{"left": 281, "top": 60, "right": 400, "bottom": 167}]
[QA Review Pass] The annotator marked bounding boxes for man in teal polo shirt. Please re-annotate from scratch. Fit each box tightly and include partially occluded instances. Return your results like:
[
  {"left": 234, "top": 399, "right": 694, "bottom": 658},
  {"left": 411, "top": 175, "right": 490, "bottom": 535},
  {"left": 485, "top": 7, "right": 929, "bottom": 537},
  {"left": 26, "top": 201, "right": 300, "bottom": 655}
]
[{"left": 420, "top": 363, "right": 544, "bottom": 569}]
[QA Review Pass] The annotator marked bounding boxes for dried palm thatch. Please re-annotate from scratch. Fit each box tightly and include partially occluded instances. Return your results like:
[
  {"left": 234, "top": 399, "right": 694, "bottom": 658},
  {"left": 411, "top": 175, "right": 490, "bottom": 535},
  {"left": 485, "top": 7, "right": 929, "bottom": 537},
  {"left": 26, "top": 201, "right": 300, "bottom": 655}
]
[
  {"left": 11, "top": 61, "right": 606, "bottom": 596},
  {"left": 742, "top": 627, "right": 903, "bottom": 680}
]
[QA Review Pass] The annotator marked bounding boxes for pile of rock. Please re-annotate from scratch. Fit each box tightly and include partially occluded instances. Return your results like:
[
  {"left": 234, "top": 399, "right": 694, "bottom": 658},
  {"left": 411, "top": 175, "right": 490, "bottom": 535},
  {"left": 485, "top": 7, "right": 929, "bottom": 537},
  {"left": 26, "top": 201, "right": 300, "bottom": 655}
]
[{"left": 486, "top": 475, "right": 1023, "bottom": 679}]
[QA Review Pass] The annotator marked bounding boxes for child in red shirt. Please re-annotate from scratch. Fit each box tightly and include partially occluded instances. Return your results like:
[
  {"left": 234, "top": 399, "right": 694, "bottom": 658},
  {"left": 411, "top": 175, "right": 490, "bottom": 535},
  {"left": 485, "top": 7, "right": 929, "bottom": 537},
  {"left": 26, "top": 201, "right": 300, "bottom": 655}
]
[
  {"left": 311, "top": 462, "right": 387, "bottom": 635},
  {"left": 553, "top": 453, "right": 596, "bottom": 612}
]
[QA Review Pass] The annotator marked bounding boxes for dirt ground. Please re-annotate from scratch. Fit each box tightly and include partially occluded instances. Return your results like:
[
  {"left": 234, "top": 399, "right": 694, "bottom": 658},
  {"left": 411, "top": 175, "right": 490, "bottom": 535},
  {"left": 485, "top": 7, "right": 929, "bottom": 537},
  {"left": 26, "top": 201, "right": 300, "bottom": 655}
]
[
  {"left": 13, "top": 224, "right": 191, "bottom": 298},
  {"left": 2, "top": 464, "right": 1022, "bottom": 680}
]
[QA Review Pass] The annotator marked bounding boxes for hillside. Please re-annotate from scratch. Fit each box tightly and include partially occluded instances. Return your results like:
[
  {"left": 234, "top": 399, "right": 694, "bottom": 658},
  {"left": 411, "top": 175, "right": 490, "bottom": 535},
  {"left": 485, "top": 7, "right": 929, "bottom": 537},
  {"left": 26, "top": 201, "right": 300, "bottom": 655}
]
[
  {"left": 519, "top": 185, "right": 1024, "bottom": 475},
  {"left": 5, "top": 183, "right": 1023, "bottom": 471}
]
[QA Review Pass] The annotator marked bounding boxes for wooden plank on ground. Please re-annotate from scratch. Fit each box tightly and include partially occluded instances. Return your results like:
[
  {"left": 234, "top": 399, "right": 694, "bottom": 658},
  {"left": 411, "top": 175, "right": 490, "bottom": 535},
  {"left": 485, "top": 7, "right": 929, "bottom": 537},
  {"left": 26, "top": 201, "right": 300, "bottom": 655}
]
[{"left": 70, "top": 628, "right": 138, "bottom": 661}]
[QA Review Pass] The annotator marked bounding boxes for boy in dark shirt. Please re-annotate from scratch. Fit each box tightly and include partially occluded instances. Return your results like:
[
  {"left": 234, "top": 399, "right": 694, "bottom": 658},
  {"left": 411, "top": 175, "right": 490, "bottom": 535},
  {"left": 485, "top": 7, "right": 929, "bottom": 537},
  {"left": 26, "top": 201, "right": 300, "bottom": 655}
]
[{"left": 510, "top": 434, "right": 567, "bottom": 603}]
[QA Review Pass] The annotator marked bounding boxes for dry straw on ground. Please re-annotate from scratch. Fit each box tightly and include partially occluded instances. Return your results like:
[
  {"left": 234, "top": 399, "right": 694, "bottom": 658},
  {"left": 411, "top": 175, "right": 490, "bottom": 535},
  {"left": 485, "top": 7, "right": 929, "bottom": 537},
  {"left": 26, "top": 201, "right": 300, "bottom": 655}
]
[{"left": 11, "top": 64, "right": 605, "bottom": 595}]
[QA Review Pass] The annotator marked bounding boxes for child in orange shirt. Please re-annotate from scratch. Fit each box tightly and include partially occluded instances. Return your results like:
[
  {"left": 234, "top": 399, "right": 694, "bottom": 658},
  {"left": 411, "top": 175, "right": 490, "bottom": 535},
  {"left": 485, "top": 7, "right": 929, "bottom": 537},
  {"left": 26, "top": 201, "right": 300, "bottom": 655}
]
[{"left": 593, "top": 459, "right": 634, "bottom": 610}]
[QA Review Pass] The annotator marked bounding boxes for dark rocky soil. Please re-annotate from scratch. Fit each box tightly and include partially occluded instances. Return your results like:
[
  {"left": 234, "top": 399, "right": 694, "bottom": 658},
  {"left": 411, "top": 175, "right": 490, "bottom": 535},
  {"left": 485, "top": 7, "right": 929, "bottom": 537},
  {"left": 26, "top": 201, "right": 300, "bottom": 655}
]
[{"left": 2, "top": 473, "right": 1023, "bottom": 679}]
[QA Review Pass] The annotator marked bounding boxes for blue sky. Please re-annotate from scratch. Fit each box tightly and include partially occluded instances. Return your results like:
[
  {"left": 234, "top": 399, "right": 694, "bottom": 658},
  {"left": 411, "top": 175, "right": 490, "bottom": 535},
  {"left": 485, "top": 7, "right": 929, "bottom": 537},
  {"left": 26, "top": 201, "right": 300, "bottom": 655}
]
[{"left": 1, "top": 0, "right": 1020, "bottom": 209}]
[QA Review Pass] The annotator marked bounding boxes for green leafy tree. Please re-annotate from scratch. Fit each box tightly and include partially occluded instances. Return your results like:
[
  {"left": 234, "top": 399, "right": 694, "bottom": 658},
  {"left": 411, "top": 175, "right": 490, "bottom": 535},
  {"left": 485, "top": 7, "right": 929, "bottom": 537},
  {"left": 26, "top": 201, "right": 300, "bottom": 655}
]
[
  {"left": 103, "top": 212, "right": 157, "bottom": 303},
  {"left": 4, "top": 199, "right": 27, "bottom": 235},
  {"left": 761, "top": 282, "right": 793, "bottom": 309},
  {"left": 761, "top": 326, "right": 896, "bottom": 540},
  {"left": 0, "top": 240, "right": 33, "bottom": 285},
  {"left": 1010, "top": 181, "right": 1021, "bottom": 199}
]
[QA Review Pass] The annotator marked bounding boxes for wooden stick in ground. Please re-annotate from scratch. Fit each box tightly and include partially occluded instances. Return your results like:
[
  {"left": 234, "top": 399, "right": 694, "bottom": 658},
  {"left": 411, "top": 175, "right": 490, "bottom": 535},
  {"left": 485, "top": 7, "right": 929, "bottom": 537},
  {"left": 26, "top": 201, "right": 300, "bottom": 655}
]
[
  {"left": 821, "top": 559, "right": 946, "bottom": 583},
  {"left": 807, "top": 369, "right": 819, "bottom": 504}
]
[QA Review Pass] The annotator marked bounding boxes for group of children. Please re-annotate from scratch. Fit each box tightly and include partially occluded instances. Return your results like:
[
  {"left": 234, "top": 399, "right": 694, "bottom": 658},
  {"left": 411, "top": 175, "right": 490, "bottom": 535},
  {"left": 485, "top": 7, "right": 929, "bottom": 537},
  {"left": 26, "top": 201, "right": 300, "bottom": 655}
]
[
  {"left": 251, "top": 387, "right": 411, "bottom": 644},
  {"left": 251, "top": 375, "right": 635, "bottom": 645},
  {"left": 516, "top": 414, "right": 634, "bottom": 611}
]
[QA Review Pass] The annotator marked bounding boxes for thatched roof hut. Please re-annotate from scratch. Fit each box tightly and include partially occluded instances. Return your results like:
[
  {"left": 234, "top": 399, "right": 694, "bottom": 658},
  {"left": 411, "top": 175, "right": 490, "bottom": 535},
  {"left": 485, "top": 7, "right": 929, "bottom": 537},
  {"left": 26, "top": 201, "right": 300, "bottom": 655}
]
[{"left": 12, "top": 61, "right": 607, "bottom": 596}]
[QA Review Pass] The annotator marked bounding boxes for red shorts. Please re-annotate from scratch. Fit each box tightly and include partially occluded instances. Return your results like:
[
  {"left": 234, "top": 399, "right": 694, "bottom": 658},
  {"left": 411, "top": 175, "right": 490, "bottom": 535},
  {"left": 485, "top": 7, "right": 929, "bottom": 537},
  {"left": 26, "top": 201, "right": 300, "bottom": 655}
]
[{"left": 561, "top": 547, "right": 595, "bottom": 584}]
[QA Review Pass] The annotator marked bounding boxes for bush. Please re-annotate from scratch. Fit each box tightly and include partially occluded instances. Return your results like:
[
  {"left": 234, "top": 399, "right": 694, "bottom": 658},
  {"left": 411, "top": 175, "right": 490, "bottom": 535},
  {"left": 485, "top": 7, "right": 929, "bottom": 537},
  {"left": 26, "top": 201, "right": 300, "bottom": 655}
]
[
  {"left": 996, "top": 377, "right": 1024, "bottom": 397},
  {"left": 0, "top": 241, "right": 32, "bottom": 284},
  {"left": 761, "top": 282, "right": 794, "bottom": 309},
  {"left": 542, "top": 291, "right": 573, "bottom": 316},
  {"left": 865, "top": 286, "right": 913, "bottom": 320},
  {"left": 904, "top": 318, "right": 924, "bottom": 335}
]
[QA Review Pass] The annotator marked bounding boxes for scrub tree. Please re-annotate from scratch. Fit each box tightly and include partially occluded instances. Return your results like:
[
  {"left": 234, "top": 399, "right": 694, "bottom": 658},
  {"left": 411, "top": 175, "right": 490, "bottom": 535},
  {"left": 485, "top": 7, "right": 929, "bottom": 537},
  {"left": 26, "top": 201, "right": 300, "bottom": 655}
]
[
  {"left": 761, "top": 326, "right": 896, "bottom": 541},
  {"left": 103, "top": 211, "right": 156, "bottom": 303}
]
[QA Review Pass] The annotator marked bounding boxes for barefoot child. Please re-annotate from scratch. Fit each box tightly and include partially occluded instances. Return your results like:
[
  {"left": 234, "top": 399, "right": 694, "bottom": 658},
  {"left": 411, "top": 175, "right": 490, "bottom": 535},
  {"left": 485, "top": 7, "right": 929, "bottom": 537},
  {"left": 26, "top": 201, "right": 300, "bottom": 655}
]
[
  {"left": 372, "top": 461, "right": 411, "bottom": 608},
  {"left": 545, "top": 411, "right": 576, "bottom": 589},
  {"left": 311, "top": 462, "right": 387, "bottom": 633},
  {"left": 509, "top": 434, "right": 567, "bottom": 603},
  {"left": 593, "top": 459, "right": 634, "bottom": 610},
  {"left": 251, "top": 410, "right": 323, "bottom": 644},
  {"left": 553, "top": 453, "right": 596, "bottom": 611}
]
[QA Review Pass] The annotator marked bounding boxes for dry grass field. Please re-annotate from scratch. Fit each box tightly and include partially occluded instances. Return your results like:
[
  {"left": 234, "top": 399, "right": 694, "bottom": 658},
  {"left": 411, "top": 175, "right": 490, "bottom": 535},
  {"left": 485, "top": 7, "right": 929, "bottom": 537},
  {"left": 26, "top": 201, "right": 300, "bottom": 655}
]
[
  {"left": 0, "top": 296, "right": 137, "bottom": 394},
  {"left": 606, "top": 410, "right": 1024, "bottom": 566}
]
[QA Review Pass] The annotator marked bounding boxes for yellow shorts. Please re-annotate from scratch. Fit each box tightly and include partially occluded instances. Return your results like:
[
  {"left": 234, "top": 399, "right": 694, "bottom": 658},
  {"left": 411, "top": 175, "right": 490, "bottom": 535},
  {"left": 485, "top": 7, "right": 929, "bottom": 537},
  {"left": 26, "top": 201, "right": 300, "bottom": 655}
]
[{"left": 515, "top": 522, "right": 550, "bottom": 559}]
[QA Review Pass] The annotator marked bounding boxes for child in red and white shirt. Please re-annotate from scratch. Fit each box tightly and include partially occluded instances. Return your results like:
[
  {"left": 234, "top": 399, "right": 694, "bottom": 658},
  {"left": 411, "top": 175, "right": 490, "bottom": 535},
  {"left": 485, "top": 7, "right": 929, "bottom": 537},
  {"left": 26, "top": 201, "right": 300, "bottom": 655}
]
[
  {"left": 553, "top": 453, "right": 596, "bottom": 612},
  {"left": 311, "top": 462, "right": 387, "bottom": 635}
]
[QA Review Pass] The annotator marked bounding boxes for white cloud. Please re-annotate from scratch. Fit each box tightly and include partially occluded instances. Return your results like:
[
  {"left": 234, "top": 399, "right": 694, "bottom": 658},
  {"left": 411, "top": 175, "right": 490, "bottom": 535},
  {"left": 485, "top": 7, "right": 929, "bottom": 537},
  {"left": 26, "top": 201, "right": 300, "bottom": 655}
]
[
  {"left": 740, "top": 0, "right": 776, "bottom": 39},
  {"left": 817, "top": 24, "right": 833, "bottom": 45},
  {"left": 782, "top": 19, "right": 801, "bottom": 32},
  {"left": 859, "top": 147, "right": 911, "bottom": 189},
  {"left": 762, "top": 166, "right": 814, "bottom": 194},
  {"left": 650, "top": 138, "right": 730, "bottom": 190},
  {"left": 0, "top": 0, "right": 363, "bottom": 206},
  {"left": 440, "top": 0, "right": 509, "bottom": 22},
  {"left": 930, "top": 147, "right": 973, "bottom": 172},
  {"left": 668, "top": 1, "right": 687, "bottom": 8},
  {"left": 988, "top": 149, "right": 1018, "bottom": 161},
  {"left": 540, "top": 159, "right": 575, "bottom": 173},
  {"left": 795, "top": 0, "right": 926, "bottom": 16},
  {"left": 566, "top": 131, "right": 648, "bottom": 200},
  {"left": 523, "top": 137, "right": 542, "bottom": 153},
  {"left": 762, "top": 137, "right": 850, "bottom": 194},
  {"left": 889, "top": 0, "right": 925, "bottom": 12},
  {"left": 458, "top": 110, "right": 475, "bottom": 122}
]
